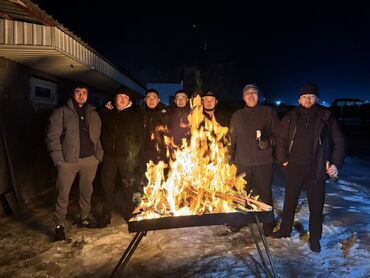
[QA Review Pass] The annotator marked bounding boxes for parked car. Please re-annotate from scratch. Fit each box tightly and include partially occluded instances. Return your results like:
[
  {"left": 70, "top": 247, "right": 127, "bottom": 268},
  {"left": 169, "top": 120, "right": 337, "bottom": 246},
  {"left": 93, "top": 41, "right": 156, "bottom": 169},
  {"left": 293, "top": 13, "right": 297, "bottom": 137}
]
[
  {"left": 330, "top": 98, "right": 365, "bottom": 125},
  {"left": 360, "top": 103, "right": 370, "bottom": 126}
]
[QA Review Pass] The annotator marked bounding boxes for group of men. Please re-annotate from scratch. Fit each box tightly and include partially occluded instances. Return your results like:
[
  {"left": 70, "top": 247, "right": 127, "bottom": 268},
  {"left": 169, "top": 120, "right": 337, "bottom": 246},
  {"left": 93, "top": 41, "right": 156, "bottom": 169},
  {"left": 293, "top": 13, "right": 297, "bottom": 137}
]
[{"left": 46, "top": 82, "right": 346, "bottom": 253}]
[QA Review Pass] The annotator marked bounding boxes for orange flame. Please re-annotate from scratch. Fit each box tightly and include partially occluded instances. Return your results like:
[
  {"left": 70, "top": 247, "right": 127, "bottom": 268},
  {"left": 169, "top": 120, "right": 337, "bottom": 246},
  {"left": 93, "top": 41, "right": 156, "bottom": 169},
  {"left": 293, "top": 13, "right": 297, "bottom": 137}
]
[{"left": 132, "top": 95, "right": 262, "bottom": 221}]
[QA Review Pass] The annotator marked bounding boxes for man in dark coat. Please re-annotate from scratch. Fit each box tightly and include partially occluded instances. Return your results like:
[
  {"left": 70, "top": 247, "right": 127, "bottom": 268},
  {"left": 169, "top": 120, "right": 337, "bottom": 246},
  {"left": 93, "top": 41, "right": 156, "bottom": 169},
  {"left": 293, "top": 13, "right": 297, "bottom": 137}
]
[
  {"left": 229, "top": 84, "right": 279, "bottom": 235},
  {"left": 139, "top": 89, "right": 168, "bottom": 164},
  {"left": 46, "top": 85, "right": 103, "bottom": 241},
  {"left": 272, "top": 82, "right": 346, "bottom": 253},
  {"left": 202, "top": 90, "right": 230, "bottom": 127},
  {"left": 103, "top": 89, "right": 168, "bottom": 203},
  {"left": 135, "top": 89, "right": 169, "bottom": 192},
  {"left": 99, "top": 86, "right": 144, "bottom": 224},
  {"left": 167, "top": 90, "right": 191, "bottom": 147}
]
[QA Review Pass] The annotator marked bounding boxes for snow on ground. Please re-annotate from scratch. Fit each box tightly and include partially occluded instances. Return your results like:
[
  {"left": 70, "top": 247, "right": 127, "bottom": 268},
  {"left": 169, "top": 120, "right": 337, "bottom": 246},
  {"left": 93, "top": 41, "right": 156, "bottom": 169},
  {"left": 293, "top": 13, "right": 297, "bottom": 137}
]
[{"left": 0, "top": 156, "right": 369, "bottom": 277}]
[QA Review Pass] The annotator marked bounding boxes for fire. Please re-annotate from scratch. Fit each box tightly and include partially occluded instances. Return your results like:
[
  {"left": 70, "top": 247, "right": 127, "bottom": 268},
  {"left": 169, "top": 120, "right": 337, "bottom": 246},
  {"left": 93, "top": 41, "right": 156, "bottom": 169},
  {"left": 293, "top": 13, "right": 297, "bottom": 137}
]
[{"left": 131, "top": 95, "right": 264, "bottom": 221}]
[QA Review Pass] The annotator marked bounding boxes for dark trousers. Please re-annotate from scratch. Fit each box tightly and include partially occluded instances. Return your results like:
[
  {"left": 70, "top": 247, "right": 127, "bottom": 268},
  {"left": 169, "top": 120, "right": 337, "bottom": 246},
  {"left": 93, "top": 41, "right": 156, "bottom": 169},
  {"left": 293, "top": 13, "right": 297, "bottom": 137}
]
[
  {"left": 237, "top": 164, "right": 274, "bottom": 234},
  {"left": 101, "top": 154, "right": 136, "bottom": 214},
  {"left": 54, "top": 156, "right": 99, "bottom": 225},
  {"left": 280, "top": 162, "right": 326, "bottom": 240}
]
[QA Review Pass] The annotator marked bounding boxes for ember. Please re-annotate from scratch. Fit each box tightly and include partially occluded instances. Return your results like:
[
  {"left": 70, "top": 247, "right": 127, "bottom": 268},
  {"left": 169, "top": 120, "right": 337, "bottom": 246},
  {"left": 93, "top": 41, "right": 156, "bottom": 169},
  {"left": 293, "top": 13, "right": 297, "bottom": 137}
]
[{"left": 131, "top": 95, "right": 270, "bottom": 221}]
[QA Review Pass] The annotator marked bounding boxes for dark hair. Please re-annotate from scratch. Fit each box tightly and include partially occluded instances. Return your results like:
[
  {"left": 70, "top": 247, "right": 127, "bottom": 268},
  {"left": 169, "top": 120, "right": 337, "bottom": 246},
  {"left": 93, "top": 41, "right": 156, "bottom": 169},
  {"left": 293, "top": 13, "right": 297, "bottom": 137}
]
[
  {"left": 73, "top": 84, "right": 89, "bottom": 93},
  {"left": 174, "top": 89, "right": 188, "bottom": 98},
  {"left": 145, "top": 88, "right": 159, "bottom": 97}
]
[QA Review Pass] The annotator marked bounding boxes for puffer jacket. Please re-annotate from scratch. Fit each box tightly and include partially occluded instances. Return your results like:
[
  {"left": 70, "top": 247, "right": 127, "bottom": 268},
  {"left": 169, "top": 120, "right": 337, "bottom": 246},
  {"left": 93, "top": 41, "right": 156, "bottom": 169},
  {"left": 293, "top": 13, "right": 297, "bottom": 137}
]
[
  {"left": 99, "top": 104, "right": 144, "bottom": 158},
  {"left": 46, "top": 98, "right": 103, "bottom": 165}
]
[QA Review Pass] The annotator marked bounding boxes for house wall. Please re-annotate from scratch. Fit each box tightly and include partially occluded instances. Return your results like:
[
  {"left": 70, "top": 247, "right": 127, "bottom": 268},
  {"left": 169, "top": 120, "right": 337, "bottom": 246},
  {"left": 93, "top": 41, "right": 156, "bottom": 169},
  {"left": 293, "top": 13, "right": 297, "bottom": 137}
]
[{"left": 0, "top": 57, "right": 108, "bottom": 204}]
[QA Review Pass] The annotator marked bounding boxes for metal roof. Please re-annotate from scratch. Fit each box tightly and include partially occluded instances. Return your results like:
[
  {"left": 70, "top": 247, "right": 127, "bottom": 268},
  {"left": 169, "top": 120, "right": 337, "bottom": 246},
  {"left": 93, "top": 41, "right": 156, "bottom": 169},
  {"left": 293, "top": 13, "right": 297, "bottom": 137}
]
[{"left": 0, "top": 0, "right": 145, "bottom": 95}]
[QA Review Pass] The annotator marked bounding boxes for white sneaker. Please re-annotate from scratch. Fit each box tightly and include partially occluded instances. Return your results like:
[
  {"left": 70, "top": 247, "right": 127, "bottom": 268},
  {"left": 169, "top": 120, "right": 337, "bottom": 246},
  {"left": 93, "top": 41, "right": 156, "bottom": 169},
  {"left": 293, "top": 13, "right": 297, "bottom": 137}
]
[{"left": 132, "top": 192, "right": 143, "bottom": 204}]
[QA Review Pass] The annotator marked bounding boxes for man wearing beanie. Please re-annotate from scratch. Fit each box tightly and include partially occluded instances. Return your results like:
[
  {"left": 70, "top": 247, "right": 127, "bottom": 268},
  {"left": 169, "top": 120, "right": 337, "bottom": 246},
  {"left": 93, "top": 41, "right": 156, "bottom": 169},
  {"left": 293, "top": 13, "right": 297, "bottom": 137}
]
[
  {"left": 99, "top": 86, "right": 144, "bottom": 225},
  {"left": 272, "top": 82, "right": 346, "bottom": 253},
  {"left": 229, "top": 84, "right": 279, "bottom": 236}
]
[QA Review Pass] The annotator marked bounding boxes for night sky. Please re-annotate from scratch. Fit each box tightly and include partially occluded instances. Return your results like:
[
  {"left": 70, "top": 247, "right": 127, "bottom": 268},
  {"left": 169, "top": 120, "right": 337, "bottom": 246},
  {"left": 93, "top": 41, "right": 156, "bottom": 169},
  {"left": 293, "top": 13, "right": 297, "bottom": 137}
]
[{"left": 32, "top": 1, "right": 370, "bottom": 104}]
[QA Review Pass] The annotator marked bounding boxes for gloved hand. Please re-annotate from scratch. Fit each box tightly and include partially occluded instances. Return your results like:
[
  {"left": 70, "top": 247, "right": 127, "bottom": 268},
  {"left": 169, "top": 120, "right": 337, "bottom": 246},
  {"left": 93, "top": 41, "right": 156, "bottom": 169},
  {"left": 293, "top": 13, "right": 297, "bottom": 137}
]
[{"left": 257, "top": 139, "right": 270, "bottom": 150}]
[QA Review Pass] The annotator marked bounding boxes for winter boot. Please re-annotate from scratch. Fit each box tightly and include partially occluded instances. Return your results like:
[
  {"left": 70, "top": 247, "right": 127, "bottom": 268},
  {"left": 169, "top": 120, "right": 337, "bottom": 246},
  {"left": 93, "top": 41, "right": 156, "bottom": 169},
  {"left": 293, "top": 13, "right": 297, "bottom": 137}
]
[
  {"left": 271, "top": 229, "right": 291, "bottom": 239},
  {"left": 54, "top": 225, "right": 66, "bottom": 241},
  {"left": 77, "top": 216, "right": 98, "bottom": 228},
  {"left": 132, "top": 192, "right": 143, "bottom": 206},
  {"left": 98, "top": 212, "right": 111, "bottom": 228},
  {"left": 309, "top": 238, "right": 321, "bottom": 253}
]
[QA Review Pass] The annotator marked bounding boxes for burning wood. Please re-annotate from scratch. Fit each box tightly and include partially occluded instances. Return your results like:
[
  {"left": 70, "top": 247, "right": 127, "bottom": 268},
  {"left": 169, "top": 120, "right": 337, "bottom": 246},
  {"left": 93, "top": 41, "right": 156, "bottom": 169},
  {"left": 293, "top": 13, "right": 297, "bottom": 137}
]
[
  {"left": 215, "top": 192, "right": 272, "bottom": 212},
  {"left": 131, "top": 95, "right": 270, "bottom": 221}
]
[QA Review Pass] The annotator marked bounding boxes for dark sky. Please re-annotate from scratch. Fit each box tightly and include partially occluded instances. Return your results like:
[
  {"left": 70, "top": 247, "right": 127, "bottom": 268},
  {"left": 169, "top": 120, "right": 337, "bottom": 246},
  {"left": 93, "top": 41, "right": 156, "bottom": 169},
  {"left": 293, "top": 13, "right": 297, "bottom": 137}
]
[{"left": 33, "top": 1, "right": 370, "bottom": 104}]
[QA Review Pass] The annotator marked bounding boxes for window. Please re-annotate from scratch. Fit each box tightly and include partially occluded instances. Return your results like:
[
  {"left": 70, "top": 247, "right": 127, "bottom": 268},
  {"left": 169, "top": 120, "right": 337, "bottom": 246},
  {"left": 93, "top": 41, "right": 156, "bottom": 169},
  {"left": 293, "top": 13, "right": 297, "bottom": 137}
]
[{"left": 29, "top": 77, "right": 57, "bottom": 105}]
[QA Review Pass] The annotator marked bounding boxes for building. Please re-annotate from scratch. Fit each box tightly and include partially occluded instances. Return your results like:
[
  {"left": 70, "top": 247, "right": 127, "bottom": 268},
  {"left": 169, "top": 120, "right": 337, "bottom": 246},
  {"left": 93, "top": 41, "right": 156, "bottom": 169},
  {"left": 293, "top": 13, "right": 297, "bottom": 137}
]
[{"left": 0, "top": 0, "right": 145, "bottom": 213}]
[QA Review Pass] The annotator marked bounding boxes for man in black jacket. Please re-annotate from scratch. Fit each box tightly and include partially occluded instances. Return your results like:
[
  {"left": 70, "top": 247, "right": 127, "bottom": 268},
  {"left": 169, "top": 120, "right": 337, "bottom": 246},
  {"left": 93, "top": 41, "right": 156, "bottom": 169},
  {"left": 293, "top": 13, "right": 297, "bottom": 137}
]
[
  {"left": 99, "top": 86, "right": 144, "bottom": 225},
  {"left": 229, "top": 84, "right": 279, "bottom": 235},
  {"left": 103, "top": 89, "right": 168, "bottom": 204},
  {"left": 272, "top": 83, "right": 346, "bottom": 253},
  {"left": 202, "top": 90, "right": 230, "bottom": 127},
  {"left": 167, "top": 90, "right": 190, "bottom": 147},
  {"left": 139, "top": 89, "right": 168, "bottom": 164}
]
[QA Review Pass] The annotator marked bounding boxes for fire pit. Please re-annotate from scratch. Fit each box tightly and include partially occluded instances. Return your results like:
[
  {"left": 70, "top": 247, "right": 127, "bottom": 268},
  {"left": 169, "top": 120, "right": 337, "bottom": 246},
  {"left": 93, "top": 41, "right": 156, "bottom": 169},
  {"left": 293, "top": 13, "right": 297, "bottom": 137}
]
[
  {"left": 111, "top": 210, "right": 277, "bottom": 278},
  {"left": 128, "top": 211, "right": 272, "bottom": 232},
  {"left": 110, "top": 96, "right": 278, "bottom": 277}
]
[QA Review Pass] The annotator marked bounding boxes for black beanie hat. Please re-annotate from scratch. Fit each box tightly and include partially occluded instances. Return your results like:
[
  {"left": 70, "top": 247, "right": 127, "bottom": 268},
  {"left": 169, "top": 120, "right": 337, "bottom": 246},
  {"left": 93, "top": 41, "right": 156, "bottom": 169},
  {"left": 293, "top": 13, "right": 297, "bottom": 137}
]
[
  {"left": 298, "top": 82, "right": 319, "bottom": 98},
  {"left": 114, "top": 86, "right": 135, "bottom": 100}
]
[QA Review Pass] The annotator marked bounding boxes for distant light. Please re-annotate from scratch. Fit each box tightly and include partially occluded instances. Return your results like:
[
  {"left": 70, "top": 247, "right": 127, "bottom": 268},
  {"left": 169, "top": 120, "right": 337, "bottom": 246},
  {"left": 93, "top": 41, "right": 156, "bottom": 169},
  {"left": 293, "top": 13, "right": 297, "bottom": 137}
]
[
  {"left": 275, "top": 100, "right": 282, "bottom": 106},
  {"left": 321, "top": 100, "right": 329, "bottom": 107}
]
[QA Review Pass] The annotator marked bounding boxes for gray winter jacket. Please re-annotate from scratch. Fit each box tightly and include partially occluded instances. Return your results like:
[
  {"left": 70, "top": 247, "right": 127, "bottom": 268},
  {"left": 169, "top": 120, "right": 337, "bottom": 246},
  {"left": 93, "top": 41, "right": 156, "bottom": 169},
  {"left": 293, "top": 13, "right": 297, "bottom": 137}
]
[{"left": 46, "top": 98, "right": 103, "bottom": 165}]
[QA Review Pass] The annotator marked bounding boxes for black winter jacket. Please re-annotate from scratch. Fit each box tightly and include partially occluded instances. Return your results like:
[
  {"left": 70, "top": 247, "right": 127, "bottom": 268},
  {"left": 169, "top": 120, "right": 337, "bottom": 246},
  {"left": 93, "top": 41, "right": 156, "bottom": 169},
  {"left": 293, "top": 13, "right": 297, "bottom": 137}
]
[
  {"left": 276, "top": 105, "right": 346, "bottom": 181},
  {"left": 100, "top": 104, "right": 144, "bottom": 158},
  {"left": 167, "top": 105, "right": 190, "bottom": 146},
  {"left": 139, "top": 103, "right": 168, "bottom": 163},
  {"left": 229, "top": 105, "right": 279, "bottom": 166}
]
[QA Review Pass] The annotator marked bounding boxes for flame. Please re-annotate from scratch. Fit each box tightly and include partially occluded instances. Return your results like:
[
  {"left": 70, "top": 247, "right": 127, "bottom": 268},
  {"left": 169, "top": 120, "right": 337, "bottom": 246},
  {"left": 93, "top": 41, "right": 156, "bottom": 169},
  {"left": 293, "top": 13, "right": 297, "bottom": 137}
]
[{"left": 131, "top": 95, "right": 263, "bottom": 221}]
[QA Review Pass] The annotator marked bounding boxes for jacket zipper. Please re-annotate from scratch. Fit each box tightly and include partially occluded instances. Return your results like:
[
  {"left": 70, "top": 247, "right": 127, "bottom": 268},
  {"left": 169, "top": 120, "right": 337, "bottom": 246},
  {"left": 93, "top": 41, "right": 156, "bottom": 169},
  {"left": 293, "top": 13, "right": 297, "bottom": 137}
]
[{"left": 288, "top": 126, "right": 297, "bottom": 153}]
